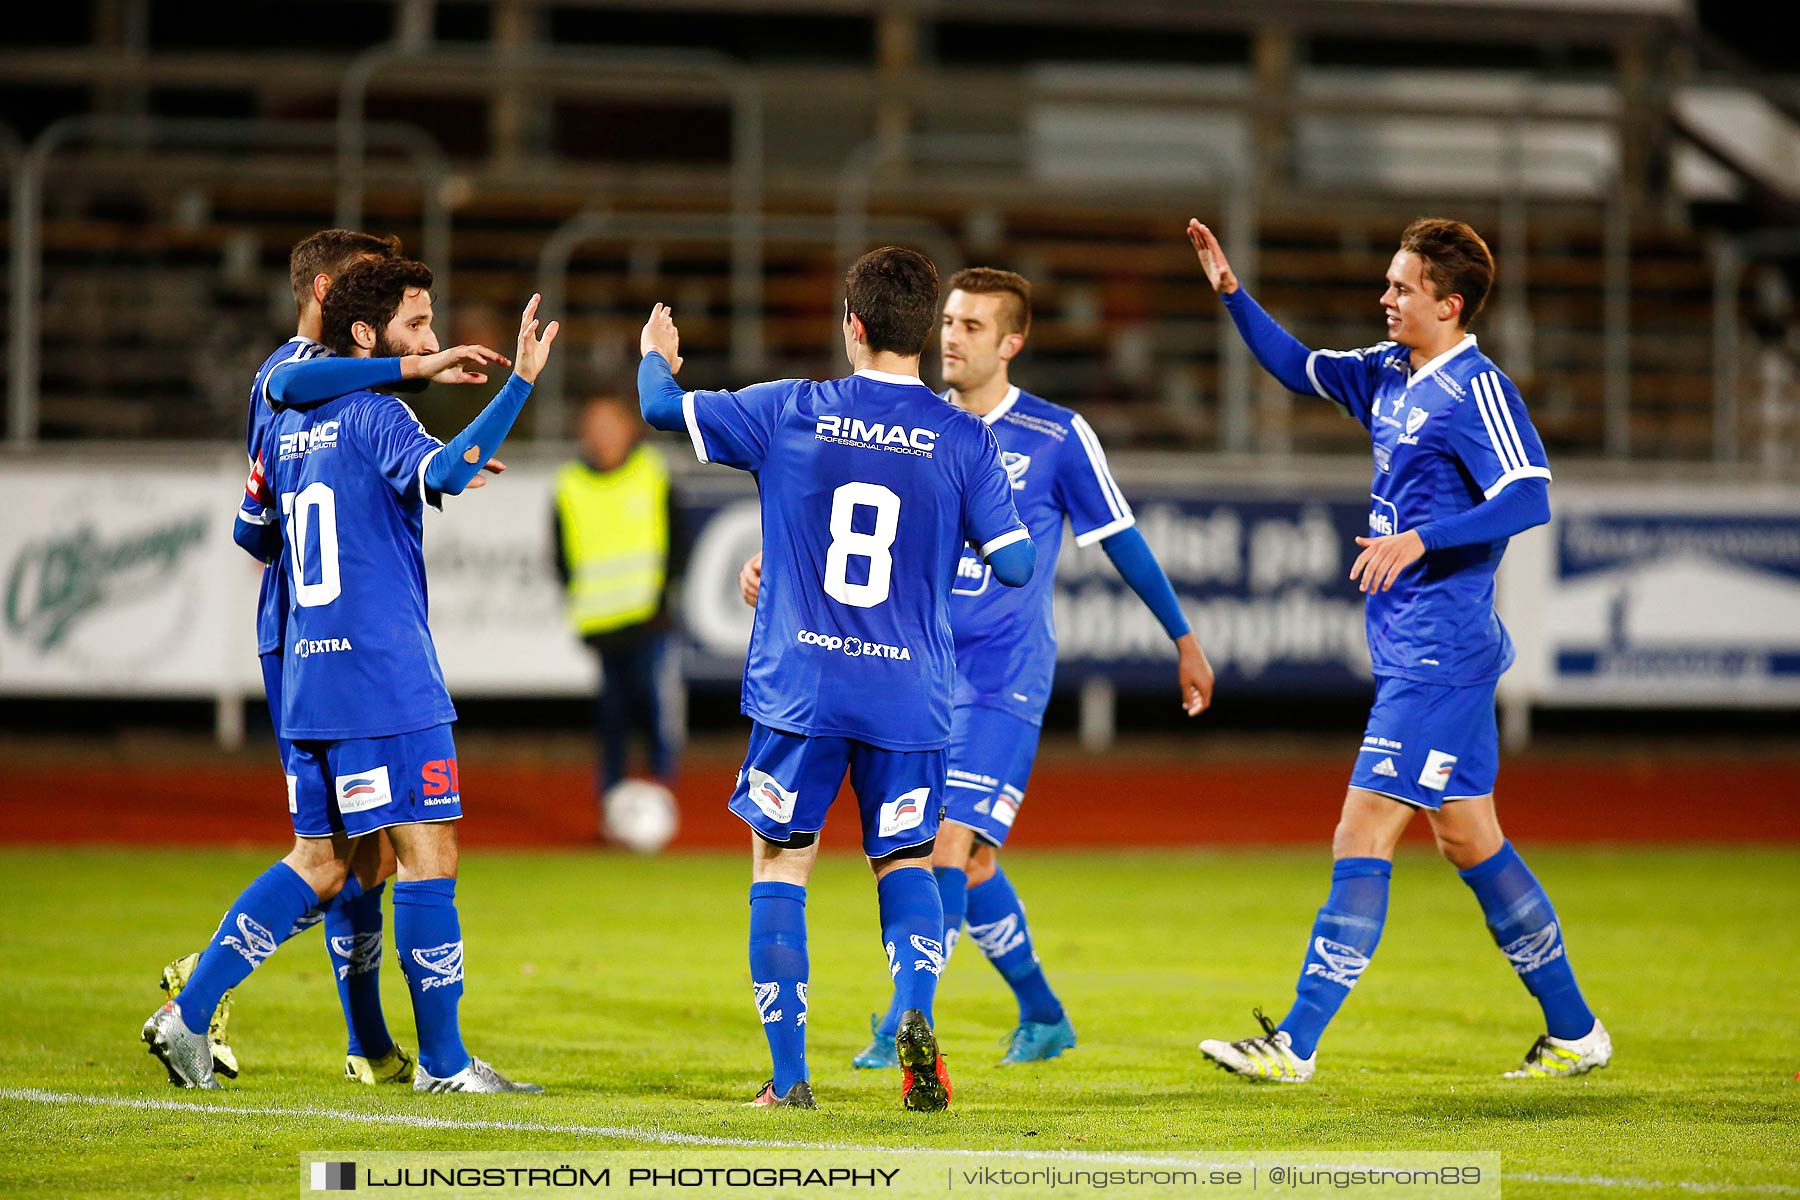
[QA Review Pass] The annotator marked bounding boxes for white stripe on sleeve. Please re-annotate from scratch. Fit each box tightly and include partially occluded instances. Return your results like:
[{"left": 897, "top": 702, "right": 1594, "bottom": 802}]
[
  {"left": 1068, "top": 414, "right": 1131, "bottom": 523},
  {"left": 1304, "top": 350, "right": 1334, "bottom": 400},
  {"left": 980, "top": 526, "right": 1030, "bottom": 558},
  {"left": 681, "top": 391, "right": 710, "bottom": 464},
  {"left": 1482, "top": 465, "right": 1553, "bottom": 499},
  {"left": 1472, "top": 373, "right": 1523, "bottom": 474},
  {"left": 1073, "top": 513, "right": 1137, "bottom": 548}
]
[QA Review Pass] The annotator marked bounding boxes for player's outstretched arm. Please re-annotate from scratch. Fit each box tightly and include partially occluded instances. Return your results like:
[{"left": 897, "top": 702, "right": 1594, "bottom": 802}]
[
  {"left": 638, "top": 304, "right": 687, "bottom": 432},
  {"left": 267, "top": 345, "right": 510, "bottom": 408},
  {"left": 1185, "top": 219, "right": 1319, "bottom": 397},
  {"left": 1100, "top": 526, "right": 1213, "bottom": 715},
  {"left": 1352, "top": 477, "right": 1551, "bottom": 595},
  {"left": 423, "top": 295, "right": 558, "bottom": 497}
]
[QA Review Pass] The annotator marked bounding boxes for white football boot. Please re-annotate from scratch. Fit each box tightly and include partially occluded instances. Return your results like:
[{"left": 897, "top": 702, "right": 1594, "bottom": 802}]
[
  {"left": 1199, "top": 1009, "right": 1316, "bottom": 1083},
  {"left": 413, "top": 1056, "right": 543, "bottom": 1094},
  {"left": 1503, "top": 1019, "right": 1612, "bottom": 1079}
]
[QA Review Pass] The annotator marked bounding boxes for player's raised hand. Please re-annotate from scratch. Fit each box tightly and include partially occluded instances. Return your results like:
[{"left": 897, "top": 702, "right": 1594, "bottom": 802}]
[
  {"left": 512, "top": 294, "right": 561, "bottom": 385},
  {"left": 1350, "top": 529, "right": 1426, "bottom": 594},
  {"left": 405, "top": 344, "right": 511, "bottom": 386},
  {"left": 1185, "top": 220, "right": 1240, "bottom": 295},
  {"left": 641, "top": 303, "right": 684, "bottom": 372},
  {"left": 738, "top": 551, "right": 763, "bottom": 608},
  {"left": 1176, "top": 632, "right": 1215, "bottom": 717},
  {"left": 463, "top": 457, "right": 507, "bottom": 490}
]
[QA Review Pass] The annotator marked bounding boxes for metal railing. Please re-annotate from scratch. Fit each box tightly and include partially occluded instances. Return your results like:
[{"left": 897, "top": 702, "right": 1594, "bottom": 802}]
[
  {"left": 7, "top": 114, "right": 448, "bottom": 447},
  {"left": 1713, "top": 228, "right": 1800, "bottom": 473},
  {"left": 335, "top": 43, "right": 766, "bottom": 376}
]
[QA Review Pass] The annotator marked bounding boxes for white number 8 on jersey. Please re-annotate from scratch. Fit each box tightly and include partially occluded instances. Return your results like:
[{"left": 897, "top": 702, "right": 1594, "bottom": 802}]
[{"left": 823, "top": 481, "right": 900, "bottom": 608}]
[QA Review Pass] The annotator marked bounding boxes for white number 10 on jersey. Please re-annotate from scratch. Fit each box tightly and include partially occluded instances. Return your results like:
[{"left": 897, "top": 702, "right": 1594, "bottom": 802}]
[
  {"left": 281, "top": 482, "right": 342, "bottom": 608},
  {"left": 823, "top": 481, "right": 900, "bottom": 608}
]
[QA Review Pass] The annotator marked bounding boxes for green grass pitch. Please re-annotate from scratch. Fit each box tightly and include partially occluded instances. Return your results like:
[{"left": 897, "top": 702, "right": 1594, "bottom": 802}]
[{"left": 1, "top": 846, "right": 1795, "bottom": 1197}]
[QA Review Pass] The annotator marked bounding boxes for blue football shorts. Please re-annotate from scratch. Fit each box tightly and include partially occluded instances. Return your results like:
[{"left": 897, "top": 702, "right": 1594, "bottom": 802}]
[
  {"left": 1348, "top": 676, "right": 1500, "bottom": 810},
  {"left": 942, "top": 703, "right": 1041, "bottom": 848},
  {"left": 728, "top": 721, "right": 945, "bottom": 860},
  {"left": 286, "top": 723, "right": 463, "bottom": 839}
]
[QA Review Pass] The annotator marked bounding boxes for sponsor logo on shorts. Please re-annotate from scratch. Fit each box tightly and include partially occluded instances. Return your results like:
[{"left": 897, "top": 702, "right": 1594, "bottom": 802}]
[
  {"left": 1418, "top": 749, "right": 1457, "bottom": 792},
  {"left": 796, "top": 628, "right": 912, "bottom": 661},
  {"left": 286, "top": 773, "right": 298, "bottom": 815},
  {"left": 1303, "top": 936, "right": 1371, "bottom": 989},
  {"left": 992, "top": 787, "right": 1022, "bottom": 828},
  {"left": 1372, "top": 756, "right": 1399, "bottom": 778},
  {"left": 336, "top": 765, "right": 392, "bottom": 815},
  {"left": 746, "top": 769, "right": 796, "bottom": 825},
  {"left": 221, "top": 913, "right": 279, "bottom": 968},
  {"left": 421, "top": 757, "right": 459, "bottom": 798},
  {"left": 409, "top": 940, "right": 463, "bottom": 991},
  {"left": 878, "top": 786, "right": 929, "bottom": 839},
  {"left": 1501, "top": 922, "right": 1565, "bottom": 975}
]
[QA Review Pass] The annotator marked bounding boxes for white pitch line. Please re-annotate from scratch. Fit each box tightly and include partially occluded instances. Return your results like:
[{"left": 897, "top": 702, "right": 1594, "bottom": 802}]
[{"left": 3, "top": 1088, "right": 1794, "bottom": 1194}]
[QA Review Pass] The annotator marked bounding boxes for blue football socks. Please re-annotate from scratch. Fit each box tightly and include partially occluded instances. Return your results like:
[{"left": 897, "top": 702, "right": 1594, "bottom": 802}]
[
  {"left": 1279, "top": 856, "right": 1391, "bottom": 1060},
  {"left": 1459, "top": 841, "right": 1596, "bottom": 1039},
  {"left": 392, "top": 878, "right": 469, "bottom": 1078},
  {"left": 748, "top": 881, "right": 809, "bottom": 1094},
  {"left": 874, "top": 864, "right": 967, "bottom": 1040},
  {"left": 324, "top": 875, "right": 394, "bottom": 1060},
  {"left": 178, "top": 862, "right": 319, "bottom": 1036},
  {"left": 878, "top": 867, "right": 945, "bottom": 1025},
  {"left": 966, "top": 868, "right": 1063, "bottom": 1026}
]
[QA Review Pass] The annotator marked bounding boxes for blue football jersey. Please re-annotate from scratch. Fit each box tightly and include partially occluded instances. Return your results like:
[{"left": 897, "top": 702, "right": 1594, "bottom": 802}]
[
  {"left": 683, "top": 368, "right": 1026, "bottom": 750},
  {"left": 247, "top": 337, "right": 331, "bottom": 656},
  {"left": 252, "top": 388, "right": 457, "bottom": 740},
  {"left": 948, "top": 386, "right": 1134, "bottom": 724},
  {"left": 1306, "top": 334, "right": 1552, "bottom": 685}
]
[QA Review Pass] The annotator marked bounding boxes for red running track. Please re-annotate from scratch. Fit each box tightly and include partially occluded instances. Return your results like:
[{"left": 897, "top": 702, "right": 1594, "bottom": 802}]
[{"left": 2, "top": 754, "right": 1795, "bottom": 848}]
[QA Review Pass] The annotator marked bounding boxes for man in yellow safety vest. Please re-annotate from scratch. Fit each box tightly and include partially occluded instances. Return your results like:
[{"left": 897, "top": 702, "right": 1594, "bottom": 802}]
[{"left": 552, "top": 394, "right": 686, "bottom": 809}]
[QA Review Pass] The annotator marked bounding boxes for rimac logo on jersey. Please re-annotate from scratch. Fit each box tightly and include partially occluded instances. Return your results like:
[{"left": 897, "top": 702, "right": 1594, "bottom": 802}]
[
  {"left": 746, "top": 768, "right": 797, "bottom": 825},
  {"left": 278, "top": 420, "right": 340, "bottom": 460},
  {"left": 814, "top": 415, "right": 937, "bottom": 457},
  {"left": 336, "top": 765, "right": 392, "bottom": 814},
  {"left": 878, "top": 786, "right": 930, "bottom": 839},
  {"left": 796, "top": 628, "right": 912, "bottom": 660}
]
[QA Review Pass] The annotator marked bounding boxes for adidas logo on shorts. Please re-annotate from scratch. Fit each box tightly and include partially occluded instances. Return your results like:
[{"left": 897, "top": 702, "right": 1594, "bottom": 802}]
[{"left": 1373, "top": 757, "right": 1399, "bottom": 778}]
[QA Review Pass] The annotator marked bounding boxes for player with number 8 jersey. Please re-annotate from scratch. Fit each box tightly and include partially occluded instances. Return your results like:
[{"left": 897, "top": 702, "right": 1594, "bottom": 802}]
[{"left": 638, "top": 247, "right": 1033, "bottom": 1112}]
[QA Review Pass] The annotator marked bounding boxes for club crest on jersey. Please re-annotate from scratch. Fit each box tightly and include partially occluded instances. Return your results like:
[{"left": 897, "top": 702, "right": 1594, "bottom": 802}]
[
  {"left": 814, "top": 414, "right": 937, "bottom": 457},
  {"left": 746, "top": 768, "right": 797, "bottom": 825},
  {"left": 221, "top": 913, "right": 279, "bottom": 968},
  {"left": 1002, "top": 451, "right": 1032, "bottom": 490},
  {"left": 329, "top": 931, "right": 383, "bottom": 979},
  {"left": 335, "top": 765, "right": 392, "bottom": 814},
  {"left": 1303, "top": 937, "right": 1371, "bottom": 988},
  {"left": 878, "top": 786, "right": 929, "bottom": 838},
  {"left": 1406, "top": 407, "right": 1430, "bottom": 435},
  {"left": 410, "top": 940, "right": 464, "bottom": 990},
  {"left": 278, "top": 420, "right": 340, "bottom": 460},
  {"left": 1501, "top": 922, "right": 1564, "bottom": 975}
]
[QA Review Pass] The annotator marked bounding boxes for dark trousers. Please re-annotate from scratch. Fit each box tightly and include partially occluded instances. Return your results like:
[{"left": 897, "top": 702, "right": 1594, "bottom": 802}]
[{"left": 591, "top": 631, "right": 677, "bottom": 794}]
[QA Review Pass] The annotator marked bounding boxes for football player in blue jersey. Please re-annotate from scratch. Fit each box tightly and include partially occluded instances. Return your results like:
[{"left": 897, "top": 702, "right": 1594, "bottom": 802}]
[
  {"left": 636, "top": 246, "right": 1035, "bottom": 1111},
  {"left": 143, "top": 255, "right": 554, "bottom": 1094},
  {"left": 741, "top": 267, "right": 1214, "bottom": 1068},
  {"left": 1186, "top": 217, "right": 1608, "bottom": 1081},
  {"left": 161, "top": 230, "right": 507, "bottom": 1088}
]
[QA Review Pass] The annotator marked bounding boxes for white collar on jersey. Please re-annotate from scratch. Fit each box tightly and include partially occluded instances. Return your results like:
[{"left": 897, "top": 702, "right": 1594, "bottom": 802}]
[
  {"left": 854, "top": 367, "right": 932, "bottom": 389},
  {"left": 1406, "top": 334, "right": 1479, "bottom": 391},
  {"left": 978, "top": 385, "right": 1021, "bottom": 425}
]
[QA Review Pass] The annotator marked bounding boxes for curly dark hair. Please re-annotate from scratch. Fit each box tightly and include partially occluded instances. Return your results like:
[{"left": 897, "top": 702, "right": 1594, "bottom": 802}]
[
  {"left": 319, "top": 256, "right": 434, "bottom": 357},
  {"left": 1399, "top": 218, "right": 1496, "bottom": 328},
  {"left": 287, "top": 228, "right": 401, "bottom": 310},
  {"left": 844, "top": 246, "right": 939, "bottom": 356}
]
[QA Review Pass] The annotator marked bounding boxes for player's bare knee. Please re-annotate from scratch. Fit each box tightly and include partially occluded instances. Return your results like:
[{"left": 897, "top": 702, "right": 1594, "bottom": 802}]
[{"left": 963, "top": 843, "right": 998, "bottom": 886}]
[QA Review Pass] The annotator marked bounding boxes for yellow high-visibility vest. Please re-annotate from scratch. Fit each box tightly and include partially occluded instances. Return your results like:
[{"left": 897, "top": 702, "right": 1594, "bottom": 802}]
[{"left": 555, "top": 445, "right": 670, "bottom": 636}]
